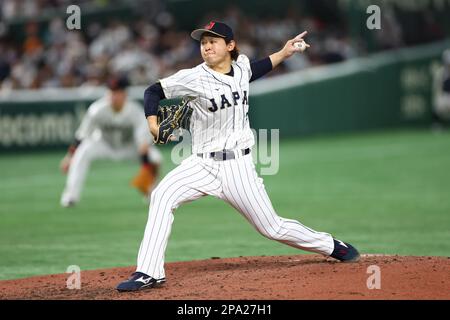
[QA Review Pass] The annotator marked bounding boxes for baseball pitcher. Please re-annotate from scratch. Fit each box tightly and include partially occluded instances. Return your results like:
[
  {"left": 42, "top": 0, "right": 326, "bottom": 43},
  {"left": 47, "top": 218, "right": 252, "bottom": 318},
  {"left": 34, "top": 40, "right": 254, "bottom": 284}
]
[{"left": 116, "top": 22, "right": 360, "bottom": 292}]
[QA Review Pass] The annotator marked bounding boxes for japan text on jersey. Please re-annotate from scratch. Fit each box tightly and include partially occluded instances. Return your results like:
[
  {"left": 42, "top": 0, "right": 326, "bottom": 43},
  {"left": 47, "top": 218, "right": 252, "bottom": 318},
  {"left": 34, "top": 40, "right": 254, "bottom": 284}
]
[{"left": 160, "top": 54, "right": 255, "bottom": 153}]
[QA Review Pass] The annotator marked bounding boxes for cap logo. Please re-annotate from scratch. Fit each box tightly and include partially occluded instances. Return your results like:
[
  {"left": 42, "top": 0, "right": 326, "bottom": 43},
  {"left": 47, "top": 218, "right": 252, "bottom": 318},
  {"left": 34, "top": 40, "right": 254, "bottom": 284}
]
[{"left": 205, "top": 21, "right": 215, "bottom": 30}]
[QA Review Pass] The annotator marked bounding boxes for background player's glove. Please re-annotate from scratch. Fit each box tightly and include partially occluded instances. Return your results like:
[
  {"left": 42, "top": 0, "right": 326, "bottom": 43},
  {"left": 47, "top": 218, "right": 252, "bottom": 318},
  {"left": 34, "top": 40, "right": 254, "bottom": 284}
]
[
  {"left": 130, "top": 163, "right": 158, "bottom": 195},
  {"left": 154, "top": 96, "right": 195, "bottom": 144}
]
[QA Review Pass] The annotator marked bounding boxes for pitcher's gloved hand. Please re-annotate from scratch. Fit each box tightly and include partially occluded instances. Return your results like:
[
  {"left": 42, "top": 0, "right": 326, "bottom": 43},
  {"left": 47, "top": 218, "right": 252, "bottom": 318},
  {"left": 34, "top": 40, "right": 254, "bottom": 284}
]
[{"left": 154, "top": 96, "right": 195, "bottom": 144}]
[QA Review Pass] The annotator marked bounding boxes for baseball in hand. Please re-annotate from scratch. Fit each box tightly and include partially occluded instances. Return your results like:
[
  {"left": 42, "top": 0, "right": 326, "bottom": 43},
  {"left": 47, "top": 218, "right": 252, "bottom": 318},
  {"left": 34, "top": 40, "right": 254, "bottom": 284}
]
[{"left": 294, "top": 41, "right": 307, "bottom": 52}]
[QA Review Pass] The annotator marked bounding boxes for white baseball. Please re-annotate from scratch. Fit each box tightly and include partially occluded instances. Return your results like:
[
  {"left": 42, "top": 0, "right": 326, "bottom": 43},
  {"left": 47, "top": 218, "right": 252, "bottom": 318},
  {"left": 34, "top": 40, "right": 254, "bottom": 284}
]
[{"left": 294, "top": 41, "right": 307, "bottom": 52}]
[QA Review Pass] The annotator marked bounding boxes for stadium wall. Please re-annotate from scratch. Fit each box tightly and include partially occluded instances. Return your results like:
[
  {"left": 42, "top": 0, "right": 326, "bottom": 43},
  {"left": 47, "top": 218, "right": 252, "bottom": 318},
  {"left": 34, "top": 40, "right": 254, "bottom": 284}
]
[
  {"left": 0, "top": 40, "right": 448, "bottom": 152},
  {"left": 249, "top": 39, "right": 450, "bottom": 137}
]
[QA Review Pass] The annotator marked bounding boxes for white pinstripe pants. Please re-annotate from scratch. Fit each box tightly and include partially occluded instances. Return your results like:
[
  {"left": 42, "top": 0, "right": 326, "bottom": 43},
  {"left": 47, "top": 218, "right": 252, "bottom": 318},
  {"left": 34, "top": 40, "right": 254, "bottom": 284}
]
[{"left": 136, "top": 152, "right": 334, "bottom": 279}]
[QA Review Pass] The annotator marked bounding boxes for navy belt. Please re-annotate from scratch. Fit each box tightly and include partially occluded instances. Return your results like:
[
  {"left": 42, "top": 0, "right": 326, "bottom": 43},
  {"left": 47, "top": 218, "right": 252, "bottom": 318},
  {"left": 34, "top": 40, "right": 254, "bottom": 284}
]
[{"left": 197, "top": 148, "right": 250, "bottom": 161}]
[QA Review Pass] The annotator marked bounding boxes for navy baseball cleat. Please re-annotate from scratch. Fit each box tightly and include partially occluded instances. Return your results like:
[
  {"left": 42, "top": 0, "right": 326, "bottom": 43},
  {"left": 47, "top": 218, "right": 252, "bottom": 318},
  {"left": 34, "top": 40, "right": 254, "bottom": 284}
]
[
  {"left": 116, "top": 272, "right": 166, "bottom": 292},
  {"left": 330, "top": 239, "right": 360, "bottom": 262}
]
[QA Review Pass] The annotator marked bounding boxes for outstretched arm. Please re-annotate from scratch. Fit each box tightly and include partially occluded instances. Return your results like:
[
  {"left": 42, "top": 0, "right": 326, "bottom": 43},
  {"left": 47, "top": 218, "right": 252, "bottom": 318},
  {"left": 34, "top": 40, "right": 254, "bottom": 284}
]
[{"left": 269, "top": 31, "right": 310, "bottom": 68}]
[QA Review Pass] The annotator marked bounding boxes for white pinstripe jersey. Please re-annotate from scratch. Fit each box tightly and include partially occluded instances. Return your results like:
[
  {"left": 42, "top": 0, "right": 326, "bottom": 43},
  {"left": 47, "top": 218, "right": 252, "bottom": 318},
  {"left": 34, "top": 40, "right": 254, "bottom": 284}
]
[
  {"left": 160, "top": 54, "right": 255, "bottom": 154},
  {"left": 76, "top": 95, "right": 150, "bottom": 148}
]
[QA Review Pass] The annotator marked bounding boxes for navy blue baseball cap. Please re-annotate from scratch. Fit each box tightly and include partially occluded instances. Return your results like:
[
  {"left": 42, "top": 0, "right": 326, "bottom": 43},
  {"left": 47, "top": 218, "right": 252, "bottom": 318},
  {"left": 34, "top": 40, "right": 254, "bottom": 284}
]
[
  {"left": 107, "top": 76, "right": 129, "bottom": 91},
  {"left": 190, "top": 21, "right": 234, "bottom": 42}
]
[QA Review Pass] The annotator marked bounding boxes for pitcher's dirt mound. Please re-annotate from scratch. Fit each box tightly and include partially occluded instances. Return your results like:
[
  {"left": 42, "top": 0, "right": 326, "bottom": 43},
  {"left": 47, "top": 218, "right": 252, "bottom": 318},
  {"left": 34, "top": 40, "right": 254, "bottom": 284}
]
[{"left": 1, "top": 255, "right": 449, "bottom": 300}]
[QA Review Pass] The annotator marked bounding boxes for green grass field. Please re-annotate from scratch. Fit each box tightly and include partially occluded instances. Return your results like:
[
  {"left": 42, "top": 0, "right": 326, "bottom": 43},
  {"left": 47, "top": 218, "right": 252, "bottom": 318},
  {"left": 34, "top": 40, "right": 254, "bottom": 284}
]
[{"left": 1, "top": 129, "right": 449, "bottom": 280}]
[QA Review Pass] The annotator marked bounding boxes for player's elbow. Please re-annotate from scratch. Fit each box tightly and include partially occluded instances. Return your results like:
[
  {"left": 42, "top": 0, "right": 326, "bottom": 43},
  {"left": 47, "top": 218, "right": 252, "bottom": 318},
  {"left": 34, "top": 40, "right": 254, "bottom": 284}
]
[{"left": 144, "top": 83, "right": 165, "bottom": 118}]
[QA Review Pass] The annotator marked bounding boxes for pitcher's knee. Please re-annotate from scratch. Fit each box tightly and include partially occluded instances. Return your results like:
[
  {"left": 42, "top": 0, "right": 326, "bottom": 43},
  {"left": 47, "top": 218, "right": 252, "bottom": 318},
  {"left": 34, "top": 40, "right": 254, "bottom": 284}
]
[
  {"left": 150, "top": 185, "right": 165, "bottom": 205},
  {"left": 259, "top": 224, "right": 286, "bottom": 241},
  {"left": 150, "top": 184, "right": 180, "bottom": 212}
]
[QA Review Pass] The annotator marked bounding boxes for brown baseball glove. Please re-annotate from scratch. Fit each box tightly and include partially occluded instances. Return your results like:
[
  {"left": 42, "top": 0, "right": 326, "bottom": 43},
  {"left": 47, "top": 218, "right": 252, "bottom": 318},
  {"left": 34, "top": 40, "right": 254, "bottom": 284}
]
[{"left": 130, "top": 163, "right": 159, "bottom": 195}]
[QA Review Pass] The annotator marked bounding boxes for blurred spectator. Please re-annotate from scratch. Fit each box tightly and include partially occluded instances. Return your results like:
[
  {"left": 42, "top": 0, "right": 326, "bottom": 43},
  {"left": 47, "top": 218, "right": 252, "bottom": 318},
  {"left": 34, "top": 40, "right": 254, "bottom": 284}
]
[
  {"left": 23, "top": 22, "right": 43, "bottom": 55},
  {"left": 1, "top": 0, "right": 19, "bottom": 20},
  {"left": 0, "top": 1, "right": 447, "bottom": 90}
]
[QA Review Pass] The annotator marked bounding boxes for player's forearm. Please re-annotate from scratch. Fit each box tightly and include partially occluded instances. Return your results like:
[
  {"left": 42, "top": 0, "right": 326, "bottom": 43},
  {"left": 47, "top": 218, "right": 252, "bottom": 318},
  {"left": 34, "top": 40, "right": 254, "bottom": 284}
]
[
  {"left": 147, "top": 116, "right": 158, "bottom": 139},
  {"left": 138, "top": 142, "right": 150, "bottom": 155},
  {"left": 67, "top": 138, "right": 82, "bottom": 155},
  {"left": 60, "top": 138, "right": 81, "bottom": 173},
  {"left": 144, "top": 83, "right": 166, "bottom": 140},
  {"left": 269, "top": 50, "right": 289, "bottom": 69}
]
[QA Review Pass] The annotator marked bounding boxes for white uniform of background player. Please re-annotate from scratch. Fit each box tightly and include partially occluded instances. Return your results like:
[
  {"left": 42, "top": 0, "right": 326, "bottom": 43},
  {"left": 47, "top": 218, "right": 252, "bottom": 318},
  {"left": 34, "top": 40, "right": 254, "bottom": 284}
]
[
  {"left": 60, "top": 78, "right": 162, "bottom": 207},
  {"left": 117, "top": 22, "right": 359, "bottom": 292}
]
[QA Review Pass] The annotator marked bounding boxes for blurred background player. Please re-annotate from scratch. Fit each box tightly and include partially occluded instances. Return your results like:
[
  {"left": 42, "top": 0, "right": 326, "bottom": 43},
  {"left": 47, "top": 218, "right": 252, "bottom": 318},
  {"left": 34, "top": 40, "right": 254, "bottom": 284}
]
[
  {"left": 432, "top": 49, "right": 450, "bottom": 130},
  {"left": 59, "top": 76, "right": 162, "bottom": 207}
]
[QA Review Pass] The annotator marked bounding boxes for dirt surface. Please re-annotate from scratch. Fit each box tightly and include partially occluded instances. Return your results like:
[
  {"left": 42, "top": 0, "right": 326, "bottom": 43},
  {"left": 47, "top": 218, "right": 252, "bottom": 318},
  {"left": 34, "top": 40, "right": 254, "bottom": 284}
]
[{"left": 1, "top": 255, "right": 449, "bottom": 300}]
